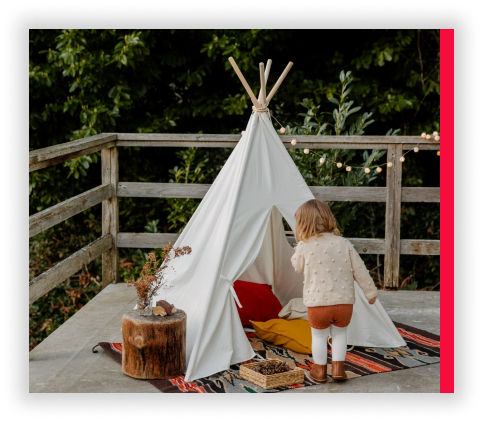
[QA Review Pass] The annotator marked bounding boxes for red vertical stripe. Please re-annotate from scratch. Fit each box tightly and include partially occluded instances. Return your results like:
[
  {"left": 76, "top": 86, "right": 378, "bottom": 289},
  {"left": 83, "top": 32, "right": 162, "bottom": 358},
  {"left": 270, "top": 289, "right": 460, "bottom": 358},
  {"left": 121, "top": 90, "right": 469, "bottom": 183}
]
[{"left": 440, "top": 28, "right": 454, "bottom": 394}]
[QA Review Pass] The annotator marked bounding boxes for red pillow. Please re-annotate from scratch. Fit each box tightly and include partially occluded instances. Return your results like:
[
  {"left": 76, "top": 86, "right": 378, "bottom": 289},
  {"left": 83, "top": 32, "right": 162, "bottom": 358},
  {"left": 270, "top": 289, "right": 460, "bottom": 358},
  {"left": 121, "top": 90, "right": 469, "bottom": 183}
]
[{"left": 233, "top": 280, "right": 283, "bottom": 328}]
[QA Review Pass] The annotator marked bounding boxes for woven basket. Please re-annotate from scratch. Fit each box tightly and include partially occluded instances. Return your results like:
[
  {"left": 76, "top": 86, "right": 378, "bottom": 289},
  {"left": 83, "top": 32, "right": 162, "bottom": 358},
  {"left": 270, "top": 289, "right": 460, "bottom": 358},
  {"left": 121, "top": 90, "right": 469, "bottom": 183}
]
[{"left": 239, "top": 359, "right": 305, "bottom": 390}]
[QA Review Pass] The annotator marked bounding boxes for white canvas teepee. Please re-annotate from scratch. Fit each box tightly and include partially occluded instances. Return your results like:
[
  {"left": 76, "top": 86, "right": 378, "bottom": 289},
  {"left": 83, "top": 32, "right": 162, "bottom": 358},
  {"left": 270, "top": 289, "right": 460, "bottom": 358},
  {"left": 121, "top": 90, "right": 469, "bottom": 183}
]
[{"left": 153, "top": 58, "right": 405, "bottom": 382}]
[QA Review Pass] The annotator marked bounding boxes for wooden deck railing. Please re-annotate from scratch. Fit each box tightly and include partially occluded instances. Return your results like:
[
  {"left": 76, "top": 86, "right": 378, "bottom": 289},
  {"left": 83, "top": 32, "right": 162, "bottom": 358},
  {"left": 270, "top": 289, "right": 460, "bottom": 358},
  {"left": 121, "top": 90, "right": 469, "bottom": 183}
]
[{"left": 29, "top": 133, "right": 440, "bottom": 304}]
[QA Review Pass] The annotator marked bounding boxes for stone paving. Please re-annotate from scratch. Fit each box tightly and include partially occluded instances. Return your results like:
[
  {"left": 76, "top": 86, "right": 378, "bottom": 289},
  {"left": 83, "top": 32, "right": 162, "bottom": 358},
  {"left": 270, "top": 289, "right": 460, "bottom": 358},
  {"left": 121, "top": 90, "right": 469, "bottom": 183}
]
[{"left": 29, "top": 284, "right": 440, "bottom": 393}]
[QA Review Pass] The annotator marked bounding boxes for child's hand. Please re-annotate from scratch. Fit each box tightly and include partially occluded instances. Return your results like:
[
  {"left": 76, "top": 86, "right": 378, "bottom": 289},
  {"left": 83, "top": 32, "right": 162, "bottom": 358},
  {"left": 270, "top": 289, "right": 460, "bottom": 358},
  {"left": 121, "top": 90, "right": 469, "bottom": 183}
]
[{"left": 368, "top": 297, "right": 377, "bottom": 305}]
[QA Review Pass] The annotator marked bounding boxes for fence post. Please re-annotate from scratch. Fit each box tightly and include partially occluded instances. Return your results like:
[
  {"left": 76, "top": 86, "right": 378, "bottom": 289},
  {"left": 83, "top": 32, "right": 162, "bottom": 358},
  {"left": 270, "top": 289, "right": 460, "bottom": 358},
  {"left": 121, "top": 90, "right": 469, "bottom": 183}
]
[
  {"left": 384, "top": 144, "right": 403, "bottom": 289},
  {"left": 101, "top": 147, "right": 119, "bottom": 288}
]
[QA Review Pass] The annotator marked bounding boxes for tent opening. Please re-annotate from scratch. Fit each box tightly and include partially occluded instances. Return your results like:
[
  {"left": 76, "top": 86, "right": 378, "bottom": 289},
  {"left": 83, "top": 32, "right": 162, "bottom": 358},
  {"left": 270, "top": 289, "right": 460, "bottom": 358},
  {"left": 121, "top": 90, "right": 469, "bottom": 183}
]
[{"left": 237, "top": 206, "right": 304, "bottom": 307}]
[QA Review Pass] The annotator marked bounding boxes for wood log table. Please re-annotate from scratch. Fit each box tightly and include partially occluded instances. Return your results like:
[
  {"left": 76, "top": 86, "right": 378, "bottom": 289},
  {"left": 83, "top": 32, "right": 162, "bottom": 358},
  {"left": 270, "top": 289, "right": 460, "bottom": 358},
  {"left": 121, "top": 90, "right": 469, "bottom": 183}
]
[{"left": 121, "top": 309, "right": 186, "bottom": 379}]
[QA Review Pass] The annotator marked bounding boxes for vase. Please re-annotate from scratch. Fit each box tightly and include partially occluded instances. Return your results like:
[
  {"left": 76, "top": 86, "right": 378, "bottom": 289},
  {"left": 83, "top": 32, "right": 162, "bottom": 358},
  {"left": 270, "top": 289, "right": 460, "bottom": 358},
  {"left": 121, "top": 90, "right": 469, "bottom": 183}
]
[{"left": 137, "top": 297, "right": 153, "bottom": 317}]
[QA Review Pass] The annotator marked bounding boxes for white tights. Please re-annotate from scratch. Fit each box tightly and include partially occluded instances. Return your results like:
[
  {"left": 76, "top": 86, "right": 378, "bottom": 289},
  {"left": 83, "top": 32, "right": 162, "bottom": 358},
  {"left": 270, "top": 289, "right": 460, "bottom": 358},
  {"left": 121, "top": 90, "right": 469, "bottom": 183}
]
[{"left": 311, "top": 325, "right": 348, "bottom": 365}]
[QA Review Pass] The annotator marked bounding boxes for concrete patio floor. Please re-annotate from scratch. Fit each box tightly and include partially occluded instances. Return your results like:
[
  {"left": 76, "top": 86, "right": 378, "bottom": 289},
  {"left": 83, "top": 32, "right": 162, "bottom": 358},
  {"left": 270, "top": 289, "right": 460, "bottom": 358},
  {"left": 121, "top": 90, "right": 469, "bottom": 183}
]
[{"left": 29, "top": 284, "right": 440, "bottom": 393}]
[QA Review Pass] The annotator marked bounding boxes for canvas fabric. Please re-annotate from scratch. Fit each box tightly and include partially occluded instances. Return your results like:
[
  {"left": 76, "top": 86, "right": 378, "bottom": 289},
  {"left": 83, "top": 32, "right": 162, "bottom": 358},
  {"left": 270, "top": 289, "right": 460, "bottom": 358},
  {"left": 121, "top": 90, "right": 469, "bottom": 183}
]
[{"left": 152, "top": 112, "right": 405, "bottom": 382}]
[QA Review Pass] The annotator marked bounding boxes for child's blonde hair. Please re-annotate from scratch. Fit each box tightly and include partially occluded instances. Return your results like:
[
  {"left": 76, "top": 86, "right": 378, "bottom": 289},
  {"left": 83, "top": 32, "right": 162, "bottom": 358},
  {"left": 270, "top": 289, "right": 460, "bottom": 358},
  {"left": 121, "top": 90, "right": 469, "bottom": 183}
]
[{"left": 294, "top": 199, "right": 341, "bottom": 242}]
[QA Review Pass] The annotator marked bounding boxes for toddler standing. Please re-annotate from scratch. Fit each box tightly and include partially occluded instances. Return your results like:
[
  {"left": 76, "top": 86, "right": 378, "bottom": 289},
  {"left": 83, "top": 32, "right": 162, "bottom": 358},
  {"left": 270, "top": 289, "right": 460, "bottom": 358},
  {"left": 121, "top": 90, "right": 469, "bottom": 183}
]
[{"left": 291, "top": 199, "right": 377, "bottom": 382}]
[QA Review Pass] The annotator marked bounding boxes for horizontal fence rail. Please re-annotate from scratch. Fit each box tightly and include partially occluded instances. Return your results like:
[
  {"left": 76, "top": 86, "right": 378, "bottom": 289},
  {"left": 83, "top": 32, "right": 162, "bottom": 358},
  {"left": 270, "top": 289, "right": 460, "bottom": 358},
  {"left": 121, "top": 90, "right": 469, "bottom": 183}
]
[
  {"left": 116, "top": 133, "right": 440, "bottom": 150},
  {"left": 400, "top": 239, "right": 440, "bottom": 255},
  {"left": 29, "top": 184, "right": 113, "bottom": 238},
  {"left": 29, "top": 133, "right": 116, "bottom": 172},
  {"left": 116, "top": 232, "right": 440, "bottom": 256},
  {"left": 117, "top": 182, "right": 440, "bottom": 203},
  {"left": 29, "top": 234, "right": 113, "bottom": 305}
]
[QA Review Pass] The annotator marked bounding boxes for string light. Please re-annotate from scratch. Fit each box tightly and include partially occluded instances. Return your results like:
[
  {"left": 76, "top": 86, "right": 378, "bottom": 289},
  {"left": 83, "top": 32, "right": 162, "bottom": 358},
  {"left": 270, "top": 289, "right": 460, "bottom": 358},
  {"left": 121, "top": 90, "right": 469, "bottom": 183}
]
[
  {"left": 270, "top": 98, "right": 439, "bottom": 174},
  {"left": 285, "top": 130, "right": 440, "bottom": 174},
  {"left": 241, "top": 131, "right": 245, "bottom": 135}
]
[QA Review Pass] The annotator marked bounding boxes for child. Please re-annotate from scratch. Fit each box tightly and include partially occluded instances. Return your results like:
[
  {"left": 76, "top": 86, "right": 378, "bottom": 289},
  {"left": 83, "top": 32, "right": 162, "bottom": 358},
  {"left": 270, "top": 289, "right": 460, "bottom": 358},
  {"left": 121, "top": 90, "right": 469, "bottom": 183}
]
[{"left": 291, "top": 199, "right": 377, "bottom": 382}]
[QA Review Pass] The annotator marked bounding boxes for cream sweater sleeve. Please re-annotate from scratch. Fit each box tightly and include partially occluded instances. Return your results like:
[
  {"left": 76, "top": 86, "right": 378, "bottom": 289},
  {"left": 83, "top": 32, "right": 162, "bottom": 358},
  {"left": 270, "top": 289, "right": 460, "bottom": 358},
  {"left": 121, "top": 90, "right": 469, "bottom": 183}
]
[
  {"left": 349, "top": 244, "right": 378, "bottom": 300},
  {"left": 291, "top": 242, "right": 305, "bottom": 274}
]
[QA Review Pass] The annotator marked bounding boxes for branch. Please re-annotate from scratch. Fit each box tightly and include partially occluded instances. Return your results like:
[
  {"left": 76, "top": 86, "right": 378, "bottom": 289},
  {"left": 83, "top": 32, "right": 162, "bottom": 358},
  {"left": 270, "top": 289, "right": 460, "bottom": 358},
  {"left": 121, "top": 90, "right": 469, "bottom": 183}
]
[
  {"left": 399, "top": 274, "right": 414, "bottom": 290},
  {"left": 417, "top": 30, "right": 425, "bottom": 92},
  {"left": 413, "top": 89, "right": 430, "bottom": 118},
  {"left": 423, "top": 62, "right": 440, "bottom": 83},
  {"left": 368, "top": 263, "right": 382, "bottom": 274}
]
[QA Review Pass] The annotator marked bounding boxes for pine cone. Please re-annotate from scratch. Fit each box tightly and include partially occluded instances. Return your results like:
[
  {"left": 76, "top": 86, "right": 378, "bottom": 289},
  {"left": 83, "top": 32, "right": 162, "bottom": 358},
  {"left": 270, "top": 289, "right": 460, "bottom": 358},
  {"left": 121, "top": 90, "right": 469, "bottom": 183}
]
[{"left": 251, "top": 360, "right": 290, "bottom": 375}]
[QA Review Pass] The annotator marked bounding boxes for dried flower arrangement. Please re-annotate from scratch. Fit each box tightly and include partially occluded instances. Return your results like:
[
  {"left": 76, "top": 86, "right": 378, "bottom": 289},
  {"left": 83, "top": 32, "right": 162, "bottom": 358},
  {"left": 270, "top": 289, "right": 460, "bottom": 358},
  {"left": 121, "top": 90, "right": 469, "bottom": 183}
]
[{"left": 127, "top": 242, "right": 192, "bottom": 310}]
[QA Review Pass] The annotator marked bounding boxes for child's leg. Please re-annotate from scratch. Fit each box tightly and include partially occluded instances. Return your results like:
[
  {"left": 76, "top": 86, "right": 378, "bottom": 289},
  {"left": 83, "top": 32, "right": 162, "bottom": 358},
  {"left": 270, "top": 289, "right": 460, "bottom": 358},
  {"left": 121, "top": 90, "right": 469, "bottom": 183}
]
[
  {"left": 330, "top": 324, "right": 348, "bottom": 361},
  {"left": 311, "top": 327, "right": 330, "bottom": 365}
]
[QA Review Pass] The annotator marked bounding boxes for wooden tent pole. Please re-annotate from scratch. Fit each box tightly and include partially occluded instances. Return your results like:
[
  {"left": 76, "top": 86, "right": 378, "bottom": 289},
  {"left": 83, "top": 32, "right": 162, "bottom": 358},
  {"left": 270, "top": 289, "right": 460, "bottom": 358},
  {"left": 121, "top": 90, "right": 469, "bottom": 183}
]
[
  {"left": 264, "top": 59, "right": 272, "bottom": 86},
  {"left": 258, "top": 63, "right": 266, "bottom": 106},
  {"left": 258, "top": 59, "right": 272, "bottom": 105},
  {"left": 266, "top": 61, "right": 294, "bottom": 104},
  {"left": 228, "top": 57, "right": 262, "bottom": 110}
]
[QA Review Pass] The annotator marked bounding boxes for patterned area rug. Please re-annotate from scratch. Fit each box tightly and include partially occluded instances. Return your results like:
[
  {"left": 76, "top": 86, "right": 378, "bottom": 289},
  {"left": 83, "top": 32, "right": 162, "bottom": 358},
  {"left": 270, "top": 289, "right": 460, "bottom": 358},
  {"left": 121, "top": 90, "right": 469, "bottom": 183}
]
[{"left": 93, "top": 321, "right": 440, "bottom": 393}]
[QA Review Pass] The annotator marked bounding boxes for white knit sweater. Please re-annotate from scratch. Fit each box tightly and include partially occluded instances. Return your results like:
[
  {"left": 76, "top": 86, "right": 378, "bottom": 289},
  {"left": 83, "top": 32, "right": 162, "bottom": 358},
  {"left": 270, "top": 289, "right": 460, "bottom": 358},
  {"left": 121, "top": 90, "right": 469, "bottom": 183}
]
[{"left": 291, "top": 233, "right": 378, "bottom": 307}]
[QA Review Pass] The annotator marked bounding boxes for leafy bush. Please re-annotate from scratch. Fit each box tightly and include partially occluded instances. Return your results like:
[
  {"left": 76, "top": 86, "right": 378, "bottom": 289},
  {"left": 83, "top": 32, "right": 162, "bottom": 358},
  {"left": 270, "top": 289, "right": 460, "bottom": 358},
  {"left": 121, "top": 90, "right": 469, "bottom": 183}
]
[
  {"left": 29, "top": 212, "right": 102, "bottom": 350},
  {"left": 283, "top": 72, "right": 387, "bottom": 235}
]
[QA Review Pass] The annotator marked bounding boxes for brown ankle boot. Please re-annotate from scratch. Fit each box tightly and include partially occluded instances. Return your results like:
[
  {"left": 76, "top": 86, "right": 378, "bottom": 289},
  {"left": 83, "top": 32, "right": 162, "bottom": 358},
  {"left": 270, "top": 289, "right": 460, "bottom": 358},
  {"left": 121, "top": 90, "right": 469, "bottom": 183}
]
[
  {"left": 331, "top": 361, "right": 348, "bottom": 380},
  {"left": 309, "top": 363, "right": 327, "bottom": 382}
]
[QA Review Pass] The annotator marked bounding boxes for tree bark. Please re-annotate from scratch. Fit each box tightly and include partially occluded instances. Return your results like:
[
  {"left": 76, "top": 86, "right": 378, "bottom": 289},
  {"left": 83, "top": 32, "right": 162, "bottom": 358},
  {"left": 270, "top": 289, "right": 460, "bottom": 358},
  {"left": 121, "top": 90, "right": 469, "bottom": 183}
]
[{"left": 122, "top": 309, "right": 186, "bottom": 379}]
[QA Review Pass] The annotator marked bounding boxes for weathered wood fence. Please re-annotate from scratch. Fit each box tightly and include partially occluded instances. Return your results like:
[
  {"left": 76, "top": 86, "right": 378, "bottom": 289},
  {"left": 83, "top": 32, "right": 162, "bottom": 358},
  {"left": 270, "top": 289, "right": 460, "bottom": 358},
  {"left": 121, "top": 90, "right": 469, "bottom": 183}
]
[{"left": 29, "top": 133, "right": 440, "bottom": 304}]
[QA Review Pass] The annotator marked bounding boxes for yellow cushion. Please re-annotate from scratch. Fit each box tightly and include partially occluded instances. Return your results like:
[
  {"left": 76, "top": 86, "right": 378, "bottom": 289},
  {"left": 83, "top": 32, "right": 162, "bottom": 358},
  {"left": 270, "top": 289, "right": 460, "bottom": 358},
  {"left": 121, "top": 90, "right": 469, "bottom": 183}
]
[{"left": 250, "top": 319, "right": 312, "bottom": 354}]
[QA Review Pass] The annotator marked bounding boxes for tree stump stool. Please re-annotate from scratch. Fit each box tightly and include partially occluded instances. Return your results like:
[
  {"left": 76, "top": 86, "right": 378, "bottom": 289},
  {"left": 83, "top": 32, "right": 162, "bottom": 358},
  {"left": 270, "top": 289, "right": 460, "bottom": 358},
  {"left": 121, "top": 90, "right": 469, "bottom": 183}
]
[{"left": 121, "top": 309, "right": 187, "bottom": 379}]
